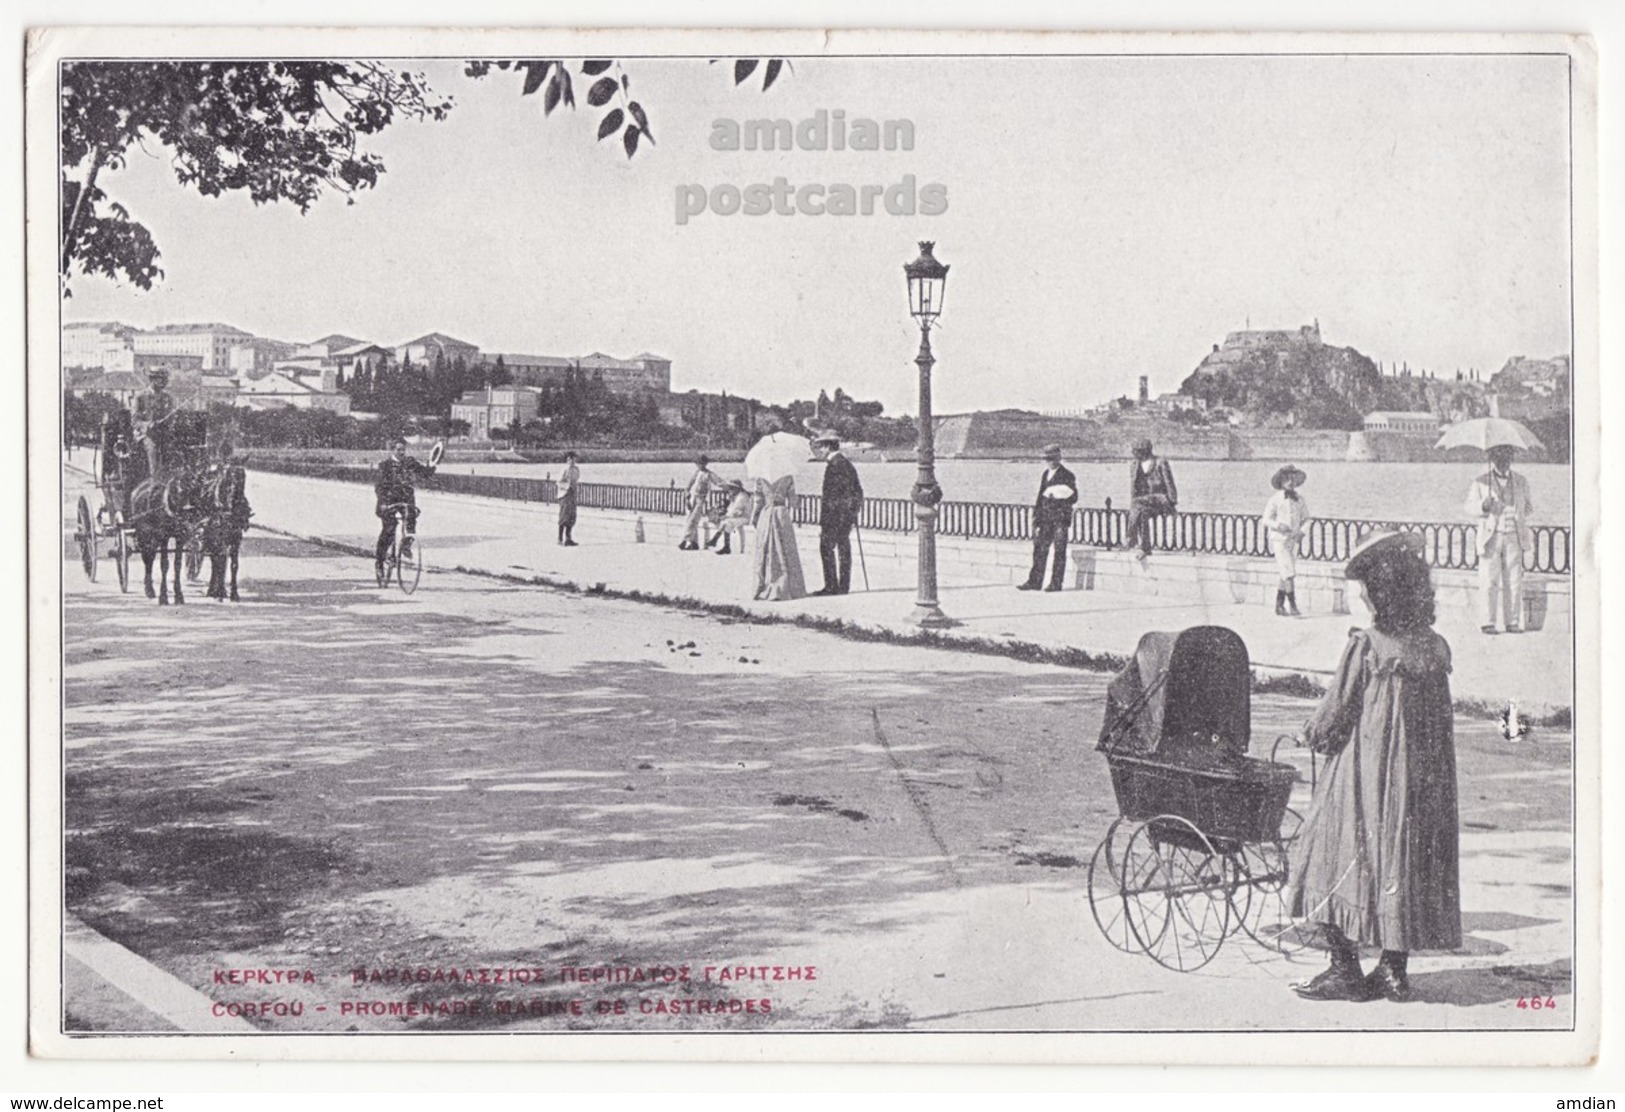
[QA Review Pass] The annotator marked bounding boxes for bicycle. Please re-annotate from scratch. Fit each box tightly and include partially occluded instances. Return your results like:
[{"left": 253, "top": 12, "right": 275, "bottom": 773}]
[{"left": 376, "top": 502, "right": 424, "bottom": 594}]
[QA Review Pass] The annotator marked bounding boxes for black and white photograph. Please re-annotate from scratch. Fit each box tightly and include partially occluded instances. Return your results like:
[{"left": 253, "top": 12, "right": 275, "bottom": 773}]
[{"left": 24, "top": 26, "right": 1600, "bottom": 1065}]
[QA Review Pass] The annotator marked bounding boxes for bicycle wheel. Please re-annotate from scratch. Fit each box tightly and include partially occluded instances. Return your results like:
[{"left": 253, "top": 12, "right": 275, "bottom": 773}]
[{"left": 396, "top": 531, "right": 422, "bottom": 595}]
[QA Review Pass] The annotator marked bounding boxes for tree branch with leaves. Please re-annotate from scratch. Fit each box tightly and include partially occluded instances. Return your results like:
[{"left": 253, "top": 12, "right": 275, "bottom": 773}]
[{"left": 60, "top": 57, "right": 788, "bottom": 292}]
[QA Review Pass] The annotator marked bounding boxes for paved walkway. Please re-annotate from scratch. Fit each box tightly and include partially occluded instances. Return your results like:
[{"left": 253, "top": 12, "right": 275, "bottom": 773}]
[{"left": 230, "top": 468, "right": 1575, "bottom": 715}]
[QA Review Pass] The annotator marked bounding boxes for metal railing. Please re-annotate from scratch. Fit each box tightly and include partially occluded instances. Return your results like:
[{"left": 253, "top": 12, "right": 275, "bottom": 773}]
[{"left": 245, "top": 459, "right": 1571, "bottom": 575}]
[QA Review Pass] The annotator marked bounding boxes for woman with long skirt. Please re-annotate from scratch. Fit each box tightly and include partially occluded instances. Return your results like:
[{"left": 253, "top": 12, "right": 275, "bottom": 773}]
[{"left": 751, "top": 475, "right": 807, "bottom": 601}]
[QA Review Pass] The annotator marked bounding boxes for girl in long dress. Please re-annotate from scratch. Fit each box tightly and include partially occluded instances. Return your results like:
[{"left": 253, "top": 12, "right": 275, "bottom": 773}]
[
  {"left": 751, "top": 475, "right": 807, "bottom": 601},
  {"left": 1288, "top": 530, "right": 1461, "bottom": 1003}
]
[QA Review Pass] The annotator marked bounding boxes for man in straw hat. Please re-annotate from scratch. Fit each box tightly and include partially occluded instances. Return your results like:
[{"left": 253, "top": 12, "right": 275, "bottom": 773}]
[
  {"left": 1018, "top": 444, "right": 1078, "bottom": 592},
  {"left": 1463, "top": 444, "right": 1534, "bottom": 634},
  {"left": 811, "top": 431, "right": 863, "bottom": 595},
  {"left": 1262, "top": 464, "right": 1310, "bottom": 616},
  {"left": 1288, "top": 528, "right": 1459, "bottom": 1003},
  {"left": 678, "top": 454, "right": 717, "bottom": 550},
  {"left": 1122, "top": 437, "right": 1178, "bottom": 560}
]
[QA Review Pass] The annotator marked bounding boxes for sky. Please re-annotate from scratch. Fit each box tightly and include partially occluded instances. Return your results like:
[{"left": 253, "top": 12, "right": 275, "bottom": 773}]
[{"left": 60, "top": 50, "right": 1574, "bottom": 416}]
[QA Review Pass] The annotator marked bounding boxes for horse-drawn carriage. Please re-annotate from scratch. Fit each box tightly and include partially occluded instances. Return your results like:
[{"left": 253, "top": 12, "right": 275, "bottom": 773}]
[
  {"left": 1086, "top": 626, "right": 1316, "bottom": 972},
  {"left": 72, "top": 405, "right": 248, "bottom": 603}
]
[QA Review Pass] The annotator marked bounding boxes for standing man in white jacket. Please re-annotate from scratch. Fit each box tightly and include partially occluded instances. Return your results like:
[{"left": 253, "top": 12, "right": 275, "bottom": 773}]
[
  {"left": 1464, "top": 445, "right": 1534, "bottom": 634},
  {"left": 678, "top": 454, "right": 716, "bottom": 550},
  {"left": 1262, "top": 465, "right": 1309, "bottom": 616}
]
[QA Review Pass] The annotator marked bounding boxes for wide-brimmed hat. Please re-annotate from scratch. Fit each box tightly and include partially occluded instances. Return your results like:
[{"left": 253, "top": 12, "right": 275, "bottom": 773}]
[
  {"left": 1132, "top": 437, "right": 1153, "bottom": 456},
  {"left": 1344, "top": 529, "right": 1426, "bottom": 581},
  {"left": 1271, "top": 464, "right": 1308, "bottom": 490},
  {"left": 810, "top": 430, "right": 840, "bottom": 447},
  {"left": 1041, "top": 443, "right": 1063, "bottom": 460},
  {"left": 723, "top": 479, "right": 746, "bottom": 492}
]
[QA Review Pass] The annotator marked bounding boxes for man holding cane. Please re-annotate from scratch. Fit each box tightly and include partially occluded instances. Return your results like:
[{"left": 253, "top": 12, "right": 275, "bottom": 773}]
[{"left": 812, "top": 431, "right": 864, "bottom": 596}]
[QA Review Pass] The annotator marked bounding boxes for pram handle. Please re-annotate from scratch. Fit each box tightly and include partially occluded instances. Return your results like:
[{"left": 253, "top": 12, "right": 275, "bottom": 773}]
[{"left": 1270, "top": 733, "right": 1318, "bottom": 791}]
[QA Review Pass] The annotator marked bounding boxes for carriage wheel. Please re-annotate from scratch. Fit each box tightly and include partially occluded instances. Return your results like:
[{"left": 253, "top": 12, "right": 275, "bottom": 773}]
[
  {"left": 1233, "top": 807, "right": 1311, "bottom": 954},
  {"left": 396, "top": 537, "right": 422, "bottom": 595},
  {"left": 75, "top": 497, "right": 97, "bottom": 582},
  {"left": 1120, "top": 815, "right": 1231, "bottom": 972},
  {"left": 1087, "top": 819, "right": 1138, "bottom": 953},
  {"left": 114, "top": 529, "right": 131, "bottom": 593}
]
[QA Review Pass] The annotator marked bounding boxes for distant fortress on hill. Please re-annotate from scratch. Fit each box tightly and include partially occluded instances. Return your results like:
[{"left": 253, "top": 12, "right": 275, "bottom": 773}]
[{"left": 937, "top": 321, "right": 1566, "bottom": 463}]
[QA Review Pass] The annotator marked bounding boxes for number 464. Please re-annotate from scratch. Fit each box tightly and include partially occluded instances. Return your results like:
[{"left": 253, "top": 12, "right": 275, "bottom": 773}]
[{"left": 1517, "top": 996, "right": 1558, "bottom": 1009}]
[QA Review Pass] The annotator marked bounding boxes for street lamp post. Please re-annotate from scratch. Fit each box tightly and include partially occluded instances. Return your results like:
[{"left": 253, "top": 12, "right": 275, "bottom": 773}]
[{"left": 904, "top": 241, "right": 953, "bottom": 627}]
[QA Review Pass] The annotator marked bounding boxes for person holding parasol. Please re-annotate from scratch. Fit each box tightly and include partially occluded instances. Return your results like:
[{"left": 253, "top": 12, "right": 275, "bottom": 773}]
[{"left": 1441, "top": 418, "right": 1541, "bottom": 635}]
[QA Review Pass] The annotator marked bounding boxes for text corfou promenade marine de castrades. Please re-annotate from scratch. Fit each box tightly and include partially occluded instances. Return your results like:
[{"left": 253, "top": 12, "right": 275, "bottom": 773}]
[{"left": 677, "top": 110, "right": 947, "bottom": 225}]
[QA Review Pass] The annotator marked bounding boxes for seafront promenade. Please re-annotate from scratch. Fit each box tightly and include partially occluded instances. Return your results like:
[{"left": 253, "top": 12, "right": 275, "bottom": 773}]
[{"left": 234, "top": 466, "right": 1576, "bottom": 716}]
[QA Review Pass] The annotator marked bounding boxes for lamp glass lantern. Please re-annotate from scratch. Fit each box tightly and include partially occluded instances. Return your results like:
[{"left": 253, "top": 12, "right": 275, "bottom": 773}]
[{"left": 904, "top": 241, "right": 950, "bottom": 326}]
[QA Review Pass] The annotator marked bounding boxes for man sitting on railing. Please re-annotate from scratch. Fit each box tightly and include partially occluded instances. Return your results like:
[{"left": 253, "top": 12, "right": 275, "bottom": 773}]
[{"left": 1123, "top": 438, "right": 1178, "bottom": 561}]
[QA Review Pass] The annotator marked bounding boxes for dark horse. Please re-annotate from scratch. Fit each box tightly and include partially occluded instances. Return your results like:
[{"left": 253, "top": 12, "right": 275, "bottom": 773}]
[
  {"left": 200, "top": 454, "right": 252, "bottom": 602},
  {"left": 130, "top": 471, "right": 204, "bottom": 605},
  {"left": 128, "top": 411, "right": 209, "bottom": 605}
]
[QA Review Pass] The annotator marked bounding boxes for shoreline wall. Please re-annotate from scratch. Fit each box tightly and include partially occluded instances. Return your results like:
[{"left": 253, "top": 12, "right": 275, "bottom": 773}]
[{"left": 934, "top": 412, "right": 1505, "bottom": 463}]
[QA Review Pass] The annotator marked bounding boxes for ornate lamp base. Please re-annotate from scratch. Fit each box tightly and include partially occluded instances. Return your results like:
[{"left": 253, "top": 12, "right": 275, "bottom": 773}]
[{"left": 906, "top": 601, "right": 956, "bottom": 628}]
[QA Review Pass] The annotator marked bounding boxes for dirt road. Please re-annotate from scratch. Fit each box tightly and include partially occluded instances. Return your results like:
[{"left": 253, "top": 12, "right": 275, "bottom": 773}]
[{"left": 57, "top": 508, "right": 1576, "bottom": 1037}]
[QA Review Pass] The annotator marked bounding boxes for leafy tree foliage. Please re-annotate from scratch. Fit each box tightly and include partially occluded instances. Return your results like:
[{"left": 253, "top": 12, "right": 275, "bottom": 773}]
[
  {"left": 60, "top": 61, "right": 452, "bottom": 293},
  {"left": 62, "top": 58, "right": 786, "bottom": 291}
]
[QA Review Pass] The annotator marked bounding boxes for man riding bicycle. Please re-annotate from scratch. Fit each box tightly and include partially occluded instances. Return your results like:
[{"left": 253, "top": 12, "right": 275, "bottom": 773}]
[{"left": 375, "top": 437, "right": 437, "bottom": 573}]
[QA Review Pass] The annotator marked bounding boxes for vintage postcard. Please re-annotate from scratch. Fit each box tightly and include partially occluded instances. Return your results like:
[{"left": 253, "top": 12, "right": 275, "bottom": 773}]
[{"left": 25, "top": 27, "right": 1600, "bottom": 1064}]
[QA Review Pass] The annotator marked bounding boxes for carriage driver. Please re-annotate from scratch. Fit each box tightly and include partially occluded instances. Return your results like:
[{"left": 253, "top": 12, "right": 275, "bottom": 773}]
[
  {"left": 133, "top": 365, "right": 175, "bottom": 475},
  {"left": 374, "top": 436, "right": 437, "bottom": 571}
]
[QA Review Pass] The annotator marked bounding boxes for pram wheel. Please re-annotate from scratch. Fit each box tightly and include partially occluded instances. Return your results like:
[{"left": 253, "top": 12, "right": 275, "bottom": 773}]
[
  {"left": 1232, "top": 806, "right": 1311, "bottom": 954},
  {"left": 1120, "top": 814, "right": 1231, "bottom": 972},
  {"left": 1087, "top": 819, "right": 1138, "bottom": 953}
]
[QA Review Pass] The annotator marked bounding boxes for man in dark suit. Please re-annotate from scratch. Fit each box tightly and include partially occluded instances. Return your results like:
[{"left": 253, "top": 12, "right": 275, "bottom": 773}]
[
  {"left": 1019, "top": 443, "right": 1078, "bottom": 592},
  {"left": 1123, "top": 437, "right": 1178, "bottom": 559},
  {"left": 812, "top": 431, "right": 863, "bottom": 595}
]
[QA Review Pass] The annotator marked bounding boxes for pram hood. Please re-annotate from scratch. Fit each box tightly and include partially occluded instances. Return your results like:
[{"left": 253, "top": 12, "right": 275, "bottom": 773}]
[{"left": 1097, "top": 626, "right": 1251, "bottom": 760}]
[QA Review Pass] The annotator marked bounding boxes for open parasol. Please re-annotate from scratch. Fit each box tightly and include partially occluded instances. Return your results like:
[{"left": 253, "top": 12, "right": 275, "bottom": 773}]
[
  {"left": 744, "top": 431, "right": 812, "bottom": 482},
  {"left": 1434, "top": 417, "right": 1544, "bottom": 453}
]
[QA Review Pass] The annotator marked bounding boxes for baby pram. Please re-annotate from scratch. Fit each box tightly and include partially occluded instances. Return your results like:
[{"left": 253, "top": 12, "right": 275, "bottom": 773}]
[{"left": 1086, "top": 626, "right": 1312, "bottom": 971}]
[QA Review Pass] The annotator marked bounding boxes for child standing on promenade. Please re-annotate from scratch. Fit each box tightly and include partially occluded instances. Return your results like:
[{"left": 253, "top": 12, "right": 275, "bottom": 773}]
[{"left": 1288, "top": 529, "right": 1461, "bottom": 1004}]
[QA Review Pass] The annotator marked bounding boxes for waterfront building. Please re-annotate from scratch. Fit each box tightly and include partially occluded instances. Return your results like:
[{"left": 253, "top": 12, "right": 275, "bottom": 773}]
[
  {"left": 296, "top": 333, "right": 369, "bottom": 360},
  {"left": 496, "top": 350, "right": 672, "bottom": 394},
  {"left": 450, "top": 386, "right": 542, "bottom": 438},
  {"left": 62, "top": 320, "right": 139, "bottom": 370},
  {"left": 227, "top": 337, "right": 299, "bottom": 376},
  {"left": 395, "top": 331, "right": 481, "bottom": 367},
  {"left": 133, "top": 323, "right": 255, "bottom": 371},
  {"left": 64, "top": 368, "right": 144, "bottom": 405},
  {"left": 1363, "top": 411, "right": 1440, "bottom": 434},
  {"left": 235, "top": 370, "right": 352, "bottom": 413}
]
